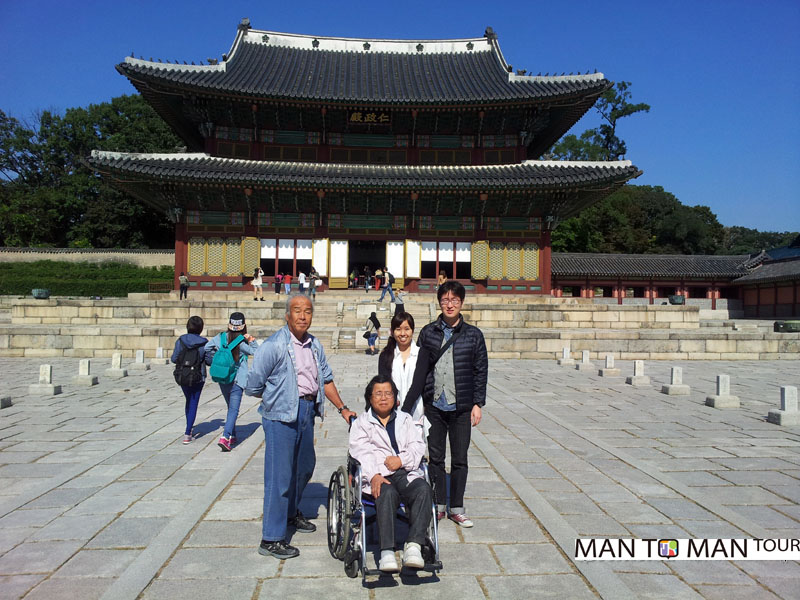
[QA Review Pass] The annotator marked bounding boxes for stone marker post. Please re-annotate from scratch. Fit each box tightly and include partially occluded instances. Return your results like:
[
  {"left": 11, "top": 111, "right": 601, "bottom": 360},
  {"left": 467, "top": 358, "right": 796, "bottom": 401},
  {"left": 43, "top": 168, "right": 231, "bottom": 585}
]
[
  {"left": 599, "top": 354, "right": 621, "bottom": 377},
  {"left": 767, "top": 386, "right": 799, "bottom": 426},
  {"left": 72, "top": 359, "right": 99, "bottom": 386},
  {"left": 104, "top": 353, "right": 128, "bottom": 378},
  {"left": 150, "top": 346, "right": 170, "bottom": 366},
  {"left": 129, "top": 349, "right": 151, "bottom": 371},
  {"left": 1, "top": 395, "right": 12, "bottom": 409},
  {"left": 705, "top": 374, "right": 739, "bottom": 408},
  {"left": 625, "top": 360, "right": 650, "bottom": 386},
  {"left": 557, "top": 347, "right": 575, "bottom": 366},
  {"left": 29, "top": 364, "right": 62, "bottom": 395},
  {"left": 576, "top": 349, "right": 593, "bottom": 371},
  {"left": 661, "top": 366, "right": 690, "bottom": 395}
]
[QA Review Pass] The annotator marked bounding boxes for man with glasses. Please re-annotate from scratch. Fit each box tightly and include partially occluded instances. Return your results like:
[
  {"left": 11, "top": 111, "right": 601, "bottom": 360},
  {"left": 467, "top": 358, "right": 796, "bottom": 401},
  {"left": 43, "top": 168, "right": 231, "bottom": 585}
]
[{"left": 416, "top": 281, "right": 487, "bottom": 528}]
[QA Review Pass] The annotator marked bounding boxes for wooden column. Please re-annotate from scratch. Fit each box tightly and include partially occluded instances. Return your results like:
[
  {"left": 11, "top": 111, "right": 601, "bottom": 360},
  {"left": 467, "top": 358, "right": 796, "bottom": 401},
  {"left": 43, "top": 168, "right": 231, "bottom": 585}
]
[{"left": 541, "top": 230, "right": 552, "bottom": 294}]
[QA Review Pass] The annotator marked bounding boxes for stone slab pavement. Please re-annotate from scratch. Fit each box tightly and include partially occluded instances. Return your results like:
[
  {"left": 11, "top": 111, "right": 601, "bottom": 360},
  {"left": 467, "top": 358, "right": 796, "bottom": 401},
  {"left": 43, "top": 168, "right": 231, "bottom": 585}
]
[{"left": 0, "top": 355, "right": 798, "bottom": 599}]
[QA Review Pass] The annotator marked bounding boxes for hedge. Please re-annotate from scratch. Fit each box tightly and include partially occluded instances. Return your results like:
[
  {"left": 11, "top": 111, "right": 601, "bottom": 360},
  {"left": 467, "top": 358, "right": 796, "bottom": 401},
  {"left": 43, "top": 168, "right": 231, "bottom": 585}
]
[{"left": 0, "top": 261, "right": 174, "bottom": 297}]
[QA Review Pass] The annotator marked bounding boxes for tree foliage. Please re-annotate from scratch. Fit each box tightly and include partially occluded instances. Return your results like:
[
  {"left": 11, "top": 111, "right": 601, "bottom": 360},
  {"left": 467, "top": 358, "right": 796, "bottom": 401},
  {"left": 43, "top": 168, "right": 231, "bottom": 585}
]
[
  {"left": 0, "top": 95, "right": 181, "bottom": 248},
  {"left": 550, "top": 81, "right": 650, "bottom": 161}
]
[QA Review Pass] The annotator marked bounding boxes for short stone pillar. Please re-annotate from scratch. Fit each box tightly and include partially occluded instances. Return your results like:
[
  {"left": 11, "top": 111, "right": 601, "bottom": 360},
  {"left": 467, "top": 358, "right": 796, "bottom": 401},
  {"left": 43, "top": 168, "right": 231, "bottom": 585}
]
[
  {"left": 104, "top": 353, "right": 128, "bottom": 378},
  {"left": 129, "top": 350, "right": 151, "bottom": 371},
  {"left": 626, "top": 360, "right": 650, "bottom": 386},
  {"left": 661, "top": 367, "right": 690, "bottom": 395},
  {"left": 72, "top": 359, "right": 98, "bottom": 386},
  {"left": 557, "top": 347, "right": 575, "bottom": 366},
  {"left": 598, "top": 354, "right": 621, "bottom": 377},
  {"left": 29, "top": 365, "right": 62, "bottom": 396},
  {"left": 150, "top": 347, "right": 170, "bottom": 366},
  {"left": 705, "top": 374, "right": 739, "bottom": 408},
  {"left": 575, "top": 350, "right": 593, "bottom": 371},
  {"left": 1, "top": 396, "right": 12, "bottom": 409},
  {"left": 767, "top": 386, "right": 799, "bottom": 426}
]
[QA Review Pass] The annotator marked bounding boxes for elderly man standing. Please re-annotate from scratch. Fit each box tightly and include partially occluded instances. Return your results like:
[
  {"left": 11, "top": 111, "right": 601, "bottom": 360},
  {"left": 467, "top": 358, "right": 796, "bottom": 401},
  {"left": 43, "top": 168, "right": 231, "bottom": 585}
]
[{"left": 246, "top": 293, "right": 356, "bottom": 559}]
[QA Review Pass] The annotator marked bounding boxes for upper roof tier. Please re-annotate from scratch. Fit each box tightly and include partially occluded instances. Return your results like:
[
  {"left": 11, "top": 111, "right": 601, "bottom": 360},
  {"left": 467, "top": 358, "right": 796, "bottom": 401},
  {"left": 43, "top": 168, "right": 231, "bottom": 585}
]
[{"left": 118, "top": 24, "right": 610, "bottom": 106}]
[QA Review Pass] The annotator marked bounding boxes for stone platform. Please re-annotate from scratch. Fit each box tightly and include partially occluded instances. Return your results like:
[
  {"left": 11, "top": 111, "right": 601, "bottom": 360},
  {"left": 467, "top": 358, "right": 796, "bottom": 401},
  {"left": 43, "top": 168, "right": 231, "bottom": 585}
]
[
  {"left": 0, "top": 294, "right": 797, "bottom": 360},
  {"left": 0, "top": 356, "right": 798, "bottom": 599}
]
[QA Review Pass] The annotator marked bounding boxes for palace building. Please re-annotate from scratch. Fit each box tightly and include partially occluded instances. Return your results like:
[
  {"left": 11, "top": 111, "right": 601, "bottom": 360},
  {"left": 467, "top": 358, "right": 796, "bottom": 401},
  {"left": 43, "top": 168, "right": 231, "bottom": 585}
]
[{"left": 91, "top": 20, "right": 641, "bottom": 293}]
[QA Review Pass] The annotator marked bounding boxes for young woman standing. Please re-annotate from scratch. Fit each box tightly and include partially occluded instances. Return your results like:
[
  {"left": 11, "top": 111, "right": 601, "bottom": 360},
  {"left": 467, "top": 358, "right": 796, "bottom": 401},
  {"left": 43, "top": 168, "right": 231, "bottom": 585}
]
[
  {"left": 364, "top": 311, "right": 381, "bottom": 355},
  {"left": 252, "top": 267, "right": 265, "bottom": 301}
]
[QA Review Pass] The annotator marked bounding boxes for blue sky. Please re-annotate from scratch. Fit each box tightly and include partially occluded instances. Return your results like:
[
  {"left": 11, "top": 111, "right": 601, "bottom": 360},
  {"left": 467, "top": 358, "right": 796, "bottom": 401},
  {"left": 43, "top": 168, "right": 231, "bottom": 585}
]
[{"left": 2, "top": 0, "right": 798, "bottom": 232}]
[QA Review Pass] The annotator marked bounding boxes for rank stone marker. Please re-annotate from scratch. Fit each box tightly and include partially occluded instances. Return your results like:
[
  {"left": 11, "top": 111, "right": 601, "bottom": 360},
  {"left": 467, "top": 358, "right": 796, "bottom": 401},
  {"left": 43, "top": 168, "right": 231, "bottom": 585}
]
[
  {"left": 598, "top": 354, "right": 621, "bottom": 377},
  {"left": 150, "top": 347, "right": 170, "bottom": 365},
  {"left": 1, "top": 396, "right": 11, "bottom": 409},
  {"left": 29, "top": 364, "right": 62, "bottom": 396},
  {"left": 557, "top": 347, "right": 574, "bottom": 366},
  {"left": 72, "top": 359, "right": 99, "bottom": 386},
  {"left": 705, "top": 374, "right": 739, "bottom": 408},
  {"left": 575, "top": 349, "right": 593, "bottom": 371},
  {"left": 129, "top": 349, "right": 151, "bottom": 371},
  {"left": 661, "top": 366, "right": 690, "bottom": 395},
  {"left": 626, "top": 360, "right": 650, "bottom": 386},
  {"left": 767, "top": 386, "right": 799, "bottom": 426},
  {"left": 104, "top": 352, "right": 128, "bottom": 378}
]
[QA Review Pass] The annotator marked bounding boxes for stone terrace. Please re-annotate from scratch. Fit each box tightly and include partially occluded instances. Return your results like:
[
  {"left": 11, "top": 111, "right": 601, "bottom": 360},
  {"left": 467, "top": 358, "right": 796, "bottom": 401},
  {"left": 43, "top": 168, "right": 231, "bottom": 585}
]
[{"left": 1, "top": 292, "right": 798, "bottom": 360}]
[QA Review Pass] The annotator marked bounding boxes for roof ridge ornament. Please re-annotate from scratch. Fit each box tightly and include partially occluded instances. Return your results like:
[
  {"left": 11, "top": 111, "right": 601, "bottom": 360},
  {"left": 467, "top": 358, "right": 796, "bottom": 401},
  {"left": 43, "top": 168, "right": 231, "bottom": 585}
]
[
  {"left": 239, "top": 18, "right": 251, "bottom": 31},
  {"left": 484, "top": 26, "right": 497, "bottom": 41}
]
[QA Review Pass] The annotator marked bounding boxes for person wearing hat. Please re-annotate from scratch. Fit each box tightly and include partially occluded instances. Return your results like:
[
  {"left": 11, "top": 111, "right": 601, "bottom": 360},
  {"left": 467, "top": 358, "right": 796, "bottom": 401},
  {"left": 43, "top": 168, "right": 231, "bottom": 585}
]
[
  {"left": 246, "top": 293, "right": 357, "bottom": 560},
  {"left": 204, "top": 312, "right": 259, "bottom": 451}
]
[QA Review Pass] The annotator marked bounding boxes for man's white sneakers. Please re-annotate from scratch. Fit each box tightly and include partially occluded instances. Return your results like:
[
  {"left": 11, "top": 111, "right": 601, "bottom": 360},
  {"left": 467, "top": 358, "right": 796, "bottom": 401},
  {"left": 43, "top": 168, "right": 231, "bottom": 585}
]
[{"left": 403, "top": 542, "right": 424, "bottom": 569}]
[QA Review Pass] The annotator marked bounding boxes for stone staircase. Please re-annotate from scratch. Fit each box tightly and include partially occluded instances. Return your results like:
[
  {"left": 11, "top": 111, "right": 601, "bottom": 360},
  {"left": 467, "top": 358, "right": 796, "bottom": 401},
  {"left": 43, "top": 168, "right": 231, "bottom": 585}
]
[{"left": 1, "top": 292, "right": 797, "bottom": 360}]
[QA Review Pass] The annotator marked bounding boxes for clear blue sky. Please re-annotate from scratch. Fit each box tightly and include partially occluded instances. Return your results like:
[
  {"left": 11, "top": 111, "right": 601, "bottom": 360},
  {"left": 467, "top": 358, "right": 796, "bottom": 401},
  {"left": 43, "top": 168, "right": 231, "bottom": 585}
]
[{"left": 2, "top": 0, "right": 798, "bottom": 232}]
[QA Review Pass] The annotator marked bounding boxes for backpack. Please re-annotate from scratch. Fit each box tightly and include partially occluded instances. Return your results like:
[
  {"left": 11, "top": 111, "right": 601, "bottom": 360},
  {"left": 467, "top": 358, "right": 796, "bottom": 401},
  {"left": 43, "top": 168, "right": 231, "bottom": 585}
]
[
  {"left": 209, "top": 333, "right": 245, "bottom": 384},
  {"left": 387, "top": 272, "right": 395, "bottom": 284},
  {"left": 173, "top": 338, "right": 205, "bottom": 387}
]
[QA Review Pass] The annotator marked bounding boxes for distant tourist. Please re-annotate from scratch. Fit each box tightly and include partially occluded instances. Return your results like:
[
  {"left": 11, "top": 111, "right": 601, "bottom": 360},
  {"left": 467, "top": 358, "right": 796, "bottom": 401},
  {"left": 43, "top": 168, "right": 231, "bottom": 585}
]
[
  {"left": 364, "top": 311, "right": 381, "bottom": 355},
  {"left": 309, "top": 266, "right": 320, "bottom": 300},
  {"left": 179, "top": 272, "right": 190, "bottom": 300},
  {"left": 436, "top": 270, "right": 447, "bottom": 291},
  {"left": 252, "top": 267, "right": 265, "bottom": 301},
  {"left": 171, "top": 315, "right": 207, "bottom": 444},
  {"left": 274, "top": 273, "right": 282, "bottom": 295},
  {"left": 204, "top": 312, "right": 259, "bottom": 452},
  {"left": 363, "top": 266, "right": 372, "bottom": 293},
  {"left": 379, "top": 267, "right": 396, "bottom": 303},
  {"left": 298, "top": 271, "right": 307, "bottom": 295},
  {"left": 417, "top": 281, "right": 487, "bottom": 528},
  {"left": 283, "top": 273, "right": 292, "bottom": 295}
]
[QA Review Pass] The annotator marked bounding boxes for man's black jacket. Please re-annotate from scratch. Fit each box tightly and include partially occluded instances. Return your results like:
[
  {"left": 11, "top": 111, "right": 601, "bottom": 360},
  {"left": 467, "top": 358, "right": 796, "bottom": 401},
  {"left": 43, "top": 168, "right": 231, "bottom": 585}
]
[{"left": 416, "top": 315, "right": 488, "bottom": 411}]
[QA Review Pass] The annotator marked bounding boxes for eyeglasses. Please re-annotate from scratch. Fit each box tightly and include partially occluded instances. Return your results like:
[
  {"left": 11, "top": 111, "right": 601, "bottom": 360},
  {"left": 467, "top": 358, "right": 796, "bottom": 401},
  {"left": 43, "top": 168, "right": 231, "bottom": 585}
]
[
  {"left": 439, "top": 298, "right": 462, "bottom": 306},
  {"left": 371, "top": 391, "right": 395, "bottom": 399}
]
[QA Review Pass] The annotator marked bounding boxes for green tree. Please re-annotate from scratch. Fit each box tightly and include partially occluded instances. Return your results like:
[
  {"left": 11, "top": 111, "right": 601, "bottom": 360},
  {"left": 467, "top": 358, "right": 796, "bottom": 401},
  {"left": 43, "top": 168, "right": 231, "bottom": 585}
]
[
  {"left": 550, "top": 81, "right": 650, "bottom": 161},
  {"left": 718, "top": 226, "right": 798, "bottom": 255},
  {"left": 0, "top": 95, "right": 180, "bottom": 248}
]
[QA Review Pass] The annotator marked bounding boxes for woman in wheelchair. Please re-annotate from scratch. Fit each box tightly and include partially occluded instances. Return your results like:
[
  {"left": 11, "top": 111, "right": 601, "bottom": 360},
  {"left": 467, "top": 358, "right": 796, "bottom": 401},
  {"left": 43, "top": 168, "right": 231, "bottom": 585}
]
[{"left": 349, "top": 375, "right": 433, "bottom": 573}]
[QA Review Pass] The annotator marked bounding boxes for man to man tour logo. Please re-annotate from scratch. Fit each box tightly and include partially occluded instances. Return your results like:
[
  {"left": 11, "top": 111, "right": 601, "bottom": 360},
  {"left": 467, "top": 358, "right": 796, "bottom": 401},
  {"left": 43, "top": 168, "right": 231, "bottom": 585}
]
[{"left": 659, "top": 539, "right": 678, "bottom": 558}]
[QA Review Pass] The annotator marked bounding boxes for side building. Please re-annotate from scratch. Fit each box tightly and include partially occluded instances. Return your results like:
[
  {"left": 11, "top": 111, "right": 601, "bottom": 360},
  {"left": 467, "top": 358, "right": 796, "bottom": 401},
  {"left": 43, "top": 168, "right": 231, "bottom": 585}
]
[{"left": 90, "top": 20, "right": 640, "bottom": 293}]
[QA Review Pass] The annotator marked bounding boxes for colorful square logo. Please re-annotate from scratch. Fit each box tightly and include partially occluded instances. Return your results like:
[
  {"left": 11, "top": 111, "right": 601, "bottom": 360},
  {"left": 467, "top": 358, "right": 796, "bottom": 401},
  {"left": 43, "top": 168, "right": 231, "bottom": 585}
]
[{"left": 659, "top": 539, "right": 678, "bottom": 558}]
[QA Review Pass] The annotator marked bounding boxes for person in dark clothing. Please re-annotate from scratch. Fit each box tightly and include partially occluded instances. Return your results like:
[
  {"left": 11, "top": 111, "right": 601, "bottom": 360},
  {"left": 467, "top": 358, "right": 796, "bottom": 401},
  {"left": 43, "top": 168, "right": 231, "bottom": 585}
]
[
  {"left": 171, "top": 315, "right": 207, "bottom": 444},
  {"left": 364, "top": 311, "right": 381, "bottom": 355},
  {"left": 416, "top": 281, "right": 487, "bottom": 528}
]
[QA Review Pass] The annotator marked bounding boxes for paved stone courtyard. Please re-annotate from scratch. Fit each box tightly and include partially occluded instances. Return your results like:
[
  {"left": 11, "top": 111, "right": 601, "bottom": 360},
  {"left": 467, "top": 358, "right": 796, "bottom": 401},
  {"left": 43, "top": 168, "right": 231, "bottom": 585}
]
[{"left": 0, "top": 355, "right": 798, "bottom": 599}]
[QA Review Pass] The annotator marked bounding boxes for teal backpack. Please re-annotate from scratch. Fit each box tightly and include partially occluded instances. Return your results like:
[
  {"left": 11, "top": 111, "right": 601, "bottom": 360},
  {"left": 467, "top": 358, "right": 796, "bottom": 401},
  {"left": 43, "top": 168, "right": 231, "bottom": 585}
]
[{"left": 209, "top": 333, "right": 245, "bottom": 384}]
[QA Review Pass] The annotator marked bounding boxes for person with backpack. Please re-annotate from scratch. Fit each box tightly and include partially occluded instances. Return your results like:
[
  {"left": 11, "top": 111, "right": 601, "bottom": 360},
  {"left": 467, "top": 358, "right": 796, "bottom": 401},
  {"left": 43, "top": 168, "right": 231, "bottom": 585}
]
[
  {"left": 274, "top": 273, "right": 282, "bottom": 295},
  {"left": 204, "top": 312, "right": 259, "bottom": 451},
  {"left": 171, "top": 315, "right": 208, "bottom": 444},
  {"left": 378, "top": 268, "right": 396, "bottom": 303}
]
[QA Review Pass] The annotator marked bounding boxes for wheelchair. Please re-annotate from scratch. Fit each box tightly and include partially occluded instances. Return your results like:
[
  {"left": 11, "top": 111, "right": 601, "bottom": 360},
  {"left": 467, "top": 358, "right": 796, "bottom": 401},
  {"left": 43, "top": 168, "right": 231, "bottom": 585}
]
[{"left": 327, "top": 454, "right": 442, "bottom": 580}]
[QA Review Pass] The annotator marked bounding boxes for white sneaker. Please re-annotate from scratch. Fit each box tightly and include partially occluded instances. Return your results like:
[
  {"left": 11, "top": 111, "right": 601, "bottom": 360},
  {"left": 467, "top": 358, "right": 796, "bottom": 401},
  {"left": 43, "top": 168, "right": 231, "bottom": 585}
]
[
  {"left": 403, "top": 542, "right": 424, "bottom": 569},
  {"left": 379, "top": 550, "right": 399, "bottom": 572}
]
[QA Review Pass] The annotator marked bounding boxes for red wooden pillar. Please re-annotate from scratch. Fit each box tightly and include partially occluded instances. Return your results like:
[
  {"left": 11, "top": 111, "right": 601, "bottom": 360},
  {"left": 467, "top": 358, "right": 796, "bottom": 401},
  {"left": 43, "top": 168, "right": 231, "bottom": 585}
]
[
  {"left": 174, "top": 222, "right": 187, "bottom": 291},
  {"left": 541, "top": 230, "right": 552, "bottom": 294}
]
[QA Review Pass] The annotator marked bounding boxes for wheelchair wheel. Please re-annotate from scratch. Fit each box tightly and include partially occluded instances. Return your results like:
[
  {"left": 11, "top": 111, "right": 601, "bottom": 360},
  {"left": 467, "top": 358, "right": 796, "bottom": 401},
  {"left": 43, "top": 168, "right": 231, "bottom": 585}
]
[
  {"left": 327, "top": 465, "right": 352, "bottom": 559},
  {"left": 343, "top": 547, "right": 361, "bottom": 578}
]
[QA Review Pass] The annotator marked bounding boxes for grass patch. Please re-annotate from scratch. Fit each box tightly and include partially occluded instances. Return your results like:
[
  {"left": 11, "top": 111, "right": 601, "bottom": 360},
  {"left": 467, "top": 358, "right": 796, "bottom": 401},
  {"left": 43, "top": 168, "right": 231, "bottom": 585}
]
[{"left": 0, "top": 260, "right": 174, "bottom": 297}]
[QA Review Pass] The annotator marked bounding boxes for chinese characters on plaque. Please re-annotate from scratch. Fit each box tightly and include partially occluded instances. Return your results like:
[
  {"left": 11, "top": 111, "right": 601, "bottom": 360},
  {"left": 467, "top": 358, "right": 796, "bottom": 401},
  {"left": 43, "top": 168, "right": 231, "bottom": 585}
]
[{"left": 348, "top": 110, "right": 390, "bottom": 124}]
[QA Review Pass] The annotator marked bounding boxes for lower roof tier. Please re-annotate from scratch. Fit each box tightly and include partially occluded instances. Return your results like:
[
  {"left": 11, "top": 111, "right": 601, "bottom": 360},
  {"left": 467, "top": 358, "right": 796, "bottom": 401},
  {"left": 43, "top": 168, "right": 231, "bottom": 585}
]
[{"left": 90, "top": 151, "right": 640, "bottom": 220}]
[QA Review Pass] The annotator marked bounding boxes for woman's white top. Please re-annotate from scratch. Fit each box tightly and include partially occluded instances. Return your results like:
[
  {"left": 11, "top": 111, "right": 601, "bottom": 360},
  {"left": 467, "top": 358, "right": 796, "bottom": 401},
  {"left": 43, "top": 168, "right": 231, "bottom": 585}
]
[
  {"left": 252, "top": 268, "right": 264, "bottom": 286},
  {"left": 391, "top": 343, "right": 429, "bottom": 433}
]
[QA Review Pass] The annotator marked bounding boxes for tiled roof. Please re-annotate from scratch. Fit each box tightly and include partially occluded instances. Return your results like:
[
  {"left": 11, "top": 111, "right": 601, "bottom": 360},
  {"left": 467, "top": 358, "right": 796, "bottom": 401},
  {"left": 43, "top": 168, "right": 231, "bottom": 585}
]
[
  {"left": 552, "top": 253, "right": 752, "bottom": 279},
  {"left": 733, "top": 258, "right": 800, "bottom": 284},
  {"left": 118, "top": 27, "right": 610, "bottom": 105},
  {"left": 89, "top": 151, "right": 640, "bottom": 192}
]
